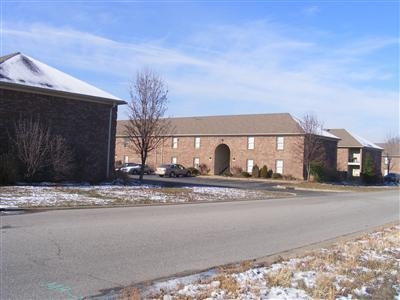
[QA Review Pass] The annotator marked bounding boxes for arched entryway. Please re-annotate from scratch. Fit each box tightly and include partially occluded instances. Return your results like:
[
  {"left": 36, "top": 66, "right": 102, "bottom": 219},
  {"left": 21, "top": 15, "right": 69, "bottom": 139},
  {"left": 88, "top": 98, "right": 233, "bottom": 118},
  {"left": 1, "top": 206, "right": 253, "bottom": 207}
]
[{"left": 214, "top": 144, "right": 230, "bottom": 175}]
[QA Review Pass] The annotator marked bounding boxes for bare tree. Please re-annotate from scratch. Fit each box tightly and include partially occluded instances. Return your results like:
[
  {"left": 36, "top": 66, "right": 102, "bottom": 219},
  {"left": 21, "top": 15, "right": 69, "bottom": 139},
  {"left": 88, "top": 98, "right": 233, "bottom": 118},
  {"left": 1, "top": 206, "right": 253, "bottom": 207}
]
[
  {"left": 299, "top": 113, "right": 325, "bottom": 181},
  {"left": 125, "top": 69, "right": 172, "bottom": 182},
  {"left": 49, "top": 135, "right": 75, "bottom": 181},
  {"left": 383, "top": 133, "right": 400, "bottom": 175},
  {"left": 11, "top": 118, "right": 52, "bottom": 180},
  {"left": 10, "top": 118, "right": 75, "bottom": 182}
]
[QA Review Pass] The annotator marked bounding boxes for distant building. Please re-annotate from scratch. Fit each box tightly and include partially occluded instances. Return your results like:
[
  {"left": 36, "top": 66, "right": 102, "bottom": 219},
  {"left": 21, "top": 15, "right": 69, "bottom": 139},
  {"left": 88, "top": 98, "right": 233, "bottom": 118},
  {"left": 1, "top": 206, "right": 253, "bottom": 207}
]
[
  {"left": 116, "top": 113, "right": 339, "bottom": 180},
  {"left": 376, "top": 142, "right": 400, "bottom": 175},
  {"left": 0, "top": 52, "right": 125, "bottom": 182},
  {"left": 326, "top": 129, "right": 382, "bottom": 180}
]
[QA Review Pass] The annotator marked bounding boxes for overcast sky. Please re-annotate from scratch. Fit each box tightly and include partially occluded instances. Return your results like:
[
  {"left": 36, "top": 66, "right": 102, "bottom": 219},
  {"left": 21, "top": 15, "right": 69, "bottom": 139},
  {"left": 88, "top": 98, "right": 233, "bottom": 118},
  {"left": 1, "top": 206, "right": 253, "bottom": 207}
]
[{"left": 2, "top": 0, "right": 399, "bottom": 141}]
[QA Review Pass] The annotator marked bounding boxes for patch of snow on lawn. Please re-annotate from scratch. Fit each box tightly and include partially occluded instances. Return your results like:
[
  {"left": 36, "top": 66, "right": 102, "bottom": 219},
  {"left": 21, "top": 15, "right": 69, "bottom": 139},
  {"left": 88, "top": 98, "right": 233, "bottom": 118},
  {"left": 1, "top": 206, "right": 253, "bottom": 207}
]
[
  {"left": 0, "top": 185, "right": 273, "bottom": 208},
  {"left": 266, "top": 286, "right": 310, "bottom": 299}
]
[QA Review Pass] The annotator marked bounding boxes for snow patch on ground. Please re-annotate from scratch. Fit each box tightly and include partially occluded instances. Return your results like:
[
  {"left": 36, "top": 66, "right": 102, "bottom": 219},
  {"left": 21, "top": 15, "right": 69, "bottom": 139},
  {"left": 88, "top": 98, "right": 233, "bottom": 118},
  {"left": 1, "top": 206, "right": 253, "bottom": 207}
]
[{"left": 0, "top": 184, "right": 280, "bottom": 208}]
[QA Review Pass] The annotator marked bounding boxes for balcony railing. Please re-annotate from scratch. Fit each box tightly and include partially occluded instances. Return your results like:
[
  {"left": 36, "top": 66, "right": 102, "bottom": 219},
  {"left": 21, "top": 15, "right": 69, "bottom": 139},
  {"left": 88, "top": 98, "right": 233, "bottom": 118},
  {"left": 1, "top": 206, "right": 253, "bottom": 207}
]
[{"left": 348, "top": 158, "right": 360, "bottom": 164}]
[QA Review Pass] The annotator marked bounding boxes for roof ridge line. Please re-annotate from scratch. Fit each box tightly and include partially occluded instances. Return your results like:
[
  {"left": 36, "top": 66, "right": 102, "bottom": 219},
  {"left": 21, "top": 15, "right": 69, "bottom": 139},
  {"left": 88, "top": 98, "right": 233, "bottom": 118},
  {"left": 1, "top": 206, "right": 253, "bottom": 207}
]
[{"left": 0, "top": 52, "right": 21, "bottom": 64}]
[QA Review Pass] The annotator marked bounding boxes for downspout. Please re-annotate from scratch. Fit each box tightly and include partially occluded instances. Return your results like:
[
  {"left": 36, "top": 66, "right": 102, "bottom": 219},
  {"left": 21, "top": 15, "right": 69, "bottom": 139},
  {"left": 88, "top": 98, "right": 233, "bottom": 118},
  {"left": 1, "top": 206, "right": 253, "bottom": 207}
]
[{"left": 106, "top": 103, "right": 116, "bottom": 179}]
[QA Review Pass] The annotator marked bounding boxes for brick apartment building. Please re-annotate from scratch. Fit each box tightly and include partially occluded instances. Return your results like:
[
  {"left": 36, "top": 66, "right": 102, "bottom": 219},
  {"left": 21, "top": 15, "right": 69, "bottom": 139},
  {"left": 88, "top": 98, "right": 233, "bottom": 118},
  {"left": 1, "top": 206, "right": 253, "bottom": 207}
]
[
  {"left": 326, "top": 129, "right": 382, "bottom": 180},
  {"left": 376, "top": 142, "right": 400, "bottom": 176},
  {"left": 116, "top": 113, "right": 339, "bottom": 179},
  {"left": 0, "top": 52, "right": 125, "bottom": 182}
]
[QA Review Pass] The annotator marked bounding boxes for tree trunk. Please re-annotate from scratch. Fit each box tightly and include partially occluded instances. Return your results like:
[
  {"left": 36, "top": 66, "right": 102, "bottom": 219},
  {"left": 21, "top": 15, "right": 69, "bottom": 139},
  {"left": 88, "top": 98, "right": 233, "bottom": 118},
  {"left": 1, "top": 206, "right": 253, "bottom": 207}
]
[
  {"left": 306, "top": 164, "right": 311, "bottom": 181},
  {"left": 139, "top": 151, "right": 147, "bottom": 183},
  {"left": 386, "top": 157, "right": 391, "bottom": 175}
]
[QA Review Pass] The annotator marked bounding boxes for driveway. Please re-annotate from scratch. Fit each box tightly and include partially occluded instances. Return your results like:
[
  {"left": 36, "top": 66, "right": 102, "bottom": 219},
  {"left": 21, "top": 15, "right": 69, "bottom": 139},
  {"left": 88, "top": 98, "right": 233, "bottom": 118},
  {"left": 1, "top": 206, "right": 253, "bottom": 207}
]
[{"left": 1, "top": 190, "right": 398, "bottom": 299}]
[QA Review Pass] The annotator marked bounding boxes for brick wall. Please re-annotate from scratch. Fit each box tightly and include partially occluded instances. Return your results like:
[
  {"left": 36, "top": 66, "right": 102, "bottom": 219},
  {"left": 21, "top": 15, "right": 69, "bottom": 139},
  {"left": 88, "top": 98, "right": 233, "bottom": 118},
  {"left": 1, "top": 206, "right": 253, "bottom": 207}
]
[
  {"left": 117, "top": 135, "right": 311, "bottom": 179},
  {"left": 0, "top": 88, "right": 118, "bottom": 182},
  {"left": 336, "top": 148, "right": 349, "bottom": 172}
]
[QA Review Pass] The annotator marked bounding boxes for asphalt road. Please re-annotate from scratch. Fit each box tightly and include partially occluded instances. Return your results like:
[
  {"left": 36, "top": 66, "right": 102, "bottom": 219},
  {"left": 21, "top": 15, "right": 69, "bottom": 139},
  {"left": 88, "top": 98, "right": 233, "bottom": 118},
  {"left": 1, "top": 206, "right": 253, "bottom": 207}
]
[{"left": 1, "top": 190, "right": 399, "bottom": 299}]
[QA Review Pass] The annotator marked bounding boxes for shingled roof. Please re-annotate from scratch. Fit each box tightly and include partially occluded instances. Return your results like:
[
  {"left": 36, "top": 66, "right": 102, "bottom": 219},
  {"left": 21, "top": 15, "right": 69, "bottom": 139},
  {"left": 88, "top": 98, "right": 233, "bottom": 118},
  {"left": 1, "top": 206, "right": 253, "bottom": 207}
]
[
  {"left": 0, "top": 52, "right": 125, "bottom": 104},
  {"left": 326, "top": 129, "right": 382, "bottom": 150},
  {"left": 118, "top": 113, "right": 339, "bottom": 137},
  {"left": 376, "top": 142, "right": 400, "bottom": 155}
]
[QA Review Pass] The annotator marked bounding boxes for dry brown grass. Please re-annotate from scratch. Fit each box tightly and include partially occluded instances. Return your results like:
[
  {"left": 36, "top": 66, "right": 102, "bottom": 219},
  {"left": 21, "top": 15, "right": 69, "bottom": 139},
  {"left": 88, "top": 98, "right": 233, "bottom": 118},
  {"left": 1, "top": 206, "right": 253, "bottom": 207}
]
[
  {"left": 265, "top": 267, "right": 293, "bottom": 288},
  {"left": 118, "top": 287, "right": 141, "bottom": 300},
  {"left": 216, "top": 259, "right": 254, "bottom": 274},
  {"left": 312, "top": 274, "right": 336, "bottom": 300},
  {"left": 214, "top": 274, "right": 240, "bottom": 297}
]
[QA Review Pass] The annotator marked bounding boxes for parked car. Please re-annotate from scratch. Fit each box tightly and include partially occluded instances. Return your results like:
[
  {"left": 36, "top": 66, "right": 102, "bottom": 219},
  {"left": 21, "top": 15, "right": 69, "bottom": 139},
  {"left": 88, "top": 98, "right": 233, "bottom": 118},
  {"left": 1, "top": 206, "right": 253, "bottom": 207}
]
[
  {"left": 115, "top": 162, "right": 137, "bottom": 172},
  {"left": 384, "top": 173, "right": 400, "bottom": 183},
  {"left": 155, "top": 164, "right": 191, "bottom": 177},
  {"left": 121, "top": 163, "right": 153, "bottom": 175},
  {"left": 134, "top": 164, "right": 153, "bottom": 175}
]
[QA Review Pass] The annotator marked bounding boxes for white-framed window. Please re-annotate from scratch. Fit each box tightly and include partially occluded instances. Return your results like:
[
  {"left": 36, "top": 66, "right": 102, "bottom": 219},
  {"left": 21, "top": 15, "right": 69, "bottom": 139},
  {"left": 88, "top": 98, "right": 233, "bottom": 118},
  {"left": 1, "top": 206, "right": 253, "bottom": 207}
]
[
  {"left": 171, "top": 157, "right": 177, "bottom": 164},
  {"left": 172, "top": 137, "right": 178, "bottom": 149},
  {"left": 275, "top": 160, "right": 283, "bottom": 174},
  {"left": 123, "top": 137, "right": 129, "bottom": 148},
  {"left": 276, "top": 136, "right": 284, "bottom": 150},
  {"left": 194, "top": 137, "right": 201, "bottom": 149},
  {"left": 352, "top": 168, "right": 360, "bottom": 177},
  {"left": 124, "top": 156, "right": 129, "bottom": 163},
  {"left": 247, "top": 159, "right": 254, "bottom": 173},
  {"left": 193, "top": 157, "right": 200, "bottom": 169},
  {"left": 248, "top": 137, "right": 255, "bottom": 150},
  {"left": 384, "top": 157, "right": 389, "bottom": 165}
]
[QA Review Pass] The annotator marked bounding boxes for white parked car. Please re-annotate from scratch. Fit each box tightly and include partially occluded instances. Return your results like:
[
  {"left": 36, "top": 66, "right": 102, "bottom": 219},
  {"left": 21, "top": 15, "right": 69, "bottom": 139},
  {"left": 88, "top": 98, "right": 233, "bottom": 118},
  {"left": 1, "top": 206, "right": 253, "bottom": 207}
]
[
  {"left": 116, "top": 163, "right": 137, "bottom": 172},
  {"left": 155, "top": 164, "right": 191, "bottom": 177},
  {"left": 121, "top": 163, "right": 153, "bottom": 175}
]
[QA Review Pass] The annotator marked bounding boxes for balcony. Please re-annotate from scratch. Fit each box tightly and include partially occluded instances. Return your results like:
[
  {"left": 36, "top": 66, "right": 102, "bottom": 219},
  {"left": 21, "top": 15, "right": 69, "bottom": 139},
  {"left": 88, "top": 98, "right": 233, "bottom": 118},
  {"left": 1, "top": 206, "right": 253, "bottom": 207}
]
[{"left": 348, "top": 157, "right": 360, "bottom": 165}]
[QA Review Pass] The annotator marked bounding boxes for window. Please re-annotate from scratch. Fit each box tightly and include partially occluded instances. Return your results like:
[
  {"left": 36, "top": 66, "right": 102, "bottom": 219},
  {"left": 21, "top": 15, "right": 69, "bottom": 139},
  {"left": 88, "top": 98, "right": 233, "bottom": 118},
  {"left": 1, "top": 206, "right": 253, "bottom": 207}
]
[
  {"left": 247, "top": 159, "right": 254, "bottom": 173},
  {"left": 123, "top": 137, "right": 129, "bottom": 148},
  {"left": 277, "top": 136, "right": 284, "bottom": 150},
  {"left": 248, "top": 137, "right": 254, "bottom": 150},
  {"left": 194, "top": 137, "right": 201, "bottom": 149},
  {"left": 193, "top": 157, "right": 200, "bottom": 169},
  {"left": 384, "top": 157, "right": 389, "bottom": 165},
  {"left": 352, "top": 168, "right": 360, "bottom": 177},
  {"left": 172, "top": 137, "right": 178, "bottom": 148},
  {"left": 171, "top": 157, "right": 177, "bottom": 164},
  {"left": 275, "top": 160, "right": 283, "bottom": 174},
  {"left": 124, "top": 156, "right": 129, "bottom": 163}
]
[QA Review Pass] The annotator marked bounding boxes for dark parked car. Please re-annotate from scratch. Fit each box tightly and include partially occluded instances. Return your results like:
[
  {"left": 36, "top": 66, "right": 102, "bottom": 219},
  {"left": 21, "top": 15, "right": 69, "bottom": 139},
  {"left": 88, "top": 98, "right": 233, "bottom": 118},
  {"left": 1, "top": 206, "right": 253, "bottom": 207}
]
[
  {"left": 155, "top": 164, "right": 191, "bottom": 177},
  {"left": 384, "top": 173, "right": 400, "bottom": 183}
]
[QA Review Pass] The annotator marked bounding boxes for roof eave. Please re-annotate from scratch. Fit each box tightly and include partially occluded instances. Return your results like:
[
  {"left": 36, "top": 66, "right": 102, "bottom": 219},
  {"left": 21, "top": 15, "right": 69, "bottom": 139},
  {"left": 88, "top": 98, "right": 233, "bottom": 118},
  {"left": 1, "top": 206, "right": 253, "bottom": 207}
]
[
  {"left": 0, "top": 81, "right": 126, "bottom": 105},
  {"left": 117, "top": 132, "right": 312, "bottom": 138},
  {"left": 338, "top": 145, "right": 383, "bottom": 150}
]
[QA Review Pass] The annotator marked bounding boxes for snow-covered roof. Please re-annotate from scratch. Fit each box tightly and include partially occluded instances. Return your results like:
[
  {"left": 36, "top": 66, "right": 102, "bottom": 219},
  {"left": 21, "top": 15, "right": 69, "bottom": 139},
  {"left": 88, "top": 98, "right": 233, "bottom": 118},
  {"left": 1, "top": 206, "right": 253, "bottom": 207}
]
[
  {"left": 292, "top": 116, "right": 340, "bottom": 140},
  {"left": 326, "top": 129, "right": 383, "bottom": 150},
  {"left": 352, "top": 133, "right": 383, "bottom": 150},
  {"left": 0, "top": 52, "right": 124, "bottom": 104}
]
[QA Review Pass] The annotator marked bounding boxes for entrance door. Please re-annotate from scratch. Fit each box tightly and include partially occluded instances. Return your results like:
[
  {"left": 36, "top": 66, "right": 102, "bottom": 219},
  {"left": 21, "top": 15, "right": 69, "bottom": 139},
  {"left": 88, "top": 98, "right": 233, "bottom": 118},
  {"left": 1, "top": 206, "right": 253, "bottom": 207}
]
[{"left": 214, "top": 144, "right": 230, "bottom": 175}]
